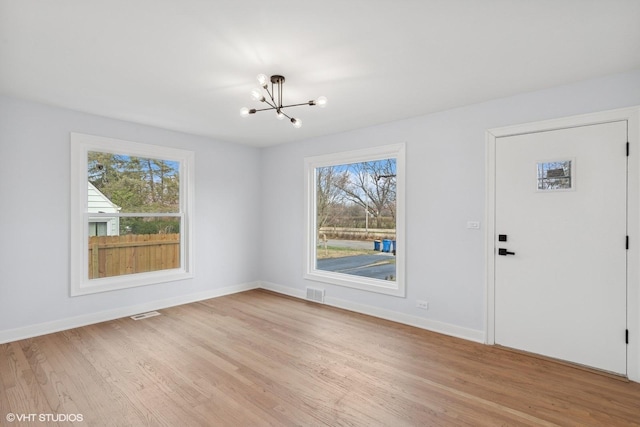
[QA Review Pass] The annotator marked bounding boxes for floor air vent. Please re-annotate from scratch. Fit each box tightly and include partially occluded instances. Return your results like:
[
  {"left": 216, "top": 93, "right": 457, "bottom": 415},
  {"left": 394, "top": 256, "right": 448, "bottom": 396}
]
[
  {"left": 130, "top": 311, "right": 161, "bottom": 320},
  {"left": 306, "top": 287, "right": 325, "bottom": 303}
]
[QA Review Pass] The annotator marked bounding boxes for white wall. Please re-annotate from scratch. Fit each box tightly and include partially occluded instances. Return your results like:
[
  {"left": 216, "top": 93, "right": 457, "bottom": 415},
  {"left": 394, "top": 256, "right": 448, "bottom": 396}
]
[
  {"left": 259, "top": 70, "right": 640, "bottom": 340},
  {"left": 0, "top": 96, "right": 262, "bottom": 337},
  {"left": 2, "top": 70, "right": 640, "bottom": 346}
]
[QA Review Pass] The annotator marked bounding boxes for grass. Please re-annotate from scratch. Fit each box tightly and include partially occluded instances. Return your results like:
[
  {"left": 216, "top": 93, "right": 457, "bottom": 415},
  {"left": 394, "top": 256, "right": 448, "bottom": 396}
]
[{"left": 316, "top": 245, "right": 394, "bottom": 260}]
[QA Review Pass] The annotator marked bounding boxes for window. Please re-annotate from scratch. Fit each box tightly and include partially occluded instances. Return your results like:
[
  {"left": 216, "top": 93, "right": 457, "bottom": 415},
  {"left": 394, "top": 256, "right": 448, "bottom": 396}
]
[
  {"left": 304, "top": 144, "right": 405, "bottom": 296},
  {"left": 71, "top": 133, "right": 194, "bottom": 296},
  {"left": 88, "top": 221, "right": 108, "bottom": 237}
]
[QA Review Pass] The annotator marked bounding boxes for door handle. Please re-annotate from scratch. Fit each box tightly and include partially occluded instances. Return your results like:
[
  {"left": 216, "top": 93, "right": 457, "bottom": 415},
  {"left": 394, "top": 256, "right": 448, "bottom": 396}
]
[{"left": 498, "top": 248, "right": 516, "bottom": 256}]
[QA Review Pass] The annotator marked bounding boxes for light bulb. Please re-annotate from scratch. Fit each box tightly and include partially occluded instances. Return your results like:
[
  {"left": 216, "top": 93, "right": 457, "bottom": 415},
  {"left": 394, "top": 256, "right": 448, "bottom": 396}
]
[
  {"left": 240, "top": 107, "right": 250, "bottom": 117},
  {"left": 316, "top": 96, "right": 328, "bottom": 108},
  {"left": 291, "top": 118, "right": 302, "bottom": 128},
  {"left": 250, "top": 88, "right": 265, "bottom": 102},
  {"left": 257, "top": 74, "right": 268, "bottom": 88},
  {"left": 276, "top": 110, "right": 285, "bottom": 120}
]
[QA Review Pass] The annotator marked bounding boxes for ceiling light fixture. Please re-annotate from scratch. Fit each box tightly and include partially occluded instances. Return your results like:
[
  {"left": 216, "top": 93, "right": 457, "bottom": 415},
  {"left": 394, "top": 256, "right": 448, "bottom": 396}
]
[{"left": 240, "top": 74, "right": 327, "bottom": 128}]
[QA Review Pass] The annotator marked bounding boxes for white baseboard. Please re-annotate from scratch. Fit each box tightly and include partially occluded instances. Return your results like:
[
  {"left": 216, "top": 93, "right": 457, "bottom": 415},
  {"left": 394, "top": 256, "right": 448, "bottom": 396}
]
[
  {"left": 260, "top": 281, "right": 484, "bottom": 343},
  {"left": 1, "top": 280, "right": 483, "bottom": 346},
  {"left": 0, "top": 281, "right": 260, "bottom": 344},
  {"left": 260, "top": 281, "right": 306, "bottom": 299}
]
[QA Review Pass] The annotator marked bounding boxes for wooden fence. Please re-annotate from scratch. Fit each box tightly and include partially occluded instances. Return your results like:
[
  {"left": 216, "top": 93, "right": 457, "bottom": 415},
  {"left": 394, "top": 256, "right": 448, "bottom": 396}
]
[{"left": 89, "top": 234, "right": 180, "bottom": 279}]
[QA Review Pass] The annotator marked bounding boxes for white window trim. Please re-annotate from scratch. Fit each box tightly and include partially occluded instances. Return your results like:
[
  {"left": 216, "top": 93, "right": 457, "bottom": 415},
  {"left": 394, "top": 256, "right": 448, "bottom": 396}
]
[
  {"left": 70, "top": 132, "right": 195, "bottom": 296},
  {"left": 304, "top": 143, "right": 406, "bottom": 297}
]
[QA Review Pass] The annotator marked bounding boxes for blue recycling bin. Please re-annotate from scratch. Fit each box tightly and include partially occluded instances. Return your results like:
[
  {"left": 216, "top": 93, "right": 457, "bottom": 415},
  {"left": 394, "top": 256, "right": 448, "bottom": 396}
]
[
  {"left": 374, "top": 240, "right": 381, "bottom": 251},
  {"left": 382, "top": 239, "right": 391, "bottom": 253}
]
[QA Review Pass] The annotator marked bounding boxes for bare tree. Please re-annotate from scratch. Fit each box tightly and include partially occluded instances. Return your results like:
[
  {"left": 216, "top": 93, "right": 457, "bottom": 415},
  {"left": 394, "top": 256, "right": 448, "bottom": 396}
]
[
  {"left": 336, "top": 159, "right": 396, "bottom": 228},
  {"left": 316, "top": 166, "right": 348, "bottom": 230}
]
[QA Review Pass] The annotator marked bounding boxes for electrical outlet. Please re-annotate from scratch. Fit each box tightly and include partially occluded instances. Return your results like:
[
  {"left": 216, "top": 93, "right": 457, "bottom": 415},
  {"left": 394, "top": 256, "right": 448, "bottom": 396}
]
[{"left": 416, "top": 300, "right": 429, "bottom": 310}]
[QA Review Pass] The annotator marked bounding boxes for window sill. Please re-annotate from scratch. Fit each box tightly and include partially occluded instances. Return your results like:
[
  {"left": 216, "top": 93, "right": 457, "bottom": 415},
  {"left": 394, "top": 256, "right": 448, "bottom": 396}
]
[
  {"left": 71, "top": 269, "right": 193, "bottom": 296},
  {"left": 304, "top": 269, "right": 405, "bottom": 297}
]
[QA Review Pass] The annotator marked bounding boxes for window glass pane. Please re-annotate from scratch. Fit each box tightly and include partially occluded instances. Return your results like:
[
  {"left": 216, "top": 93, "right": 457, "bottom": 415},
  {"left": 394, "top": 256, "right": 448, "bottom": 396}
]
[
  {"left": 96, "top": 222, "right": 107, "bottom": 236},
  {"left": 88, "top": 221, "right": 109, "bottom": 237},
  {"left": 315, "top": 159, "right": 397, "bottom": 281},
  {"left": 87, "top": 150, "right": 182, "bottom": 281},
  {"left": 88, "top": 217, "right": 181, "bottom": 279},
  {"left": 88, "top": 151, "right": 180, "bottom": 213}
]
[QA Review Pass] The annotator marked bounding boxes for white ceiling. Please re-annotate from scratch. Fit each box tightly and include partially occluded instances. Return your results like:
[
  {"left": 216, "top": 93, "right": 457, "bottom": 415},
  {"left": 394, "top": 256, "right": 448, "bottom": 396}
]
[{"left": 1, "top": 0, "right": 639, "bottom": 147}]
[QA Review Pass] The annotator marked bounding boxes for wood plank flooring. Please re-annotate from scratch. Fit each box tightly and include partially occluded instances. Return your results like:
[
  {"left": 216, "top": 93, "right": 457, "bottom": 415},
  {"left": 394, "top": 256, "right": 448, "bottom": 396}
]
[{"left": 1, "top": 289, "right": 640, "bottom": 426}]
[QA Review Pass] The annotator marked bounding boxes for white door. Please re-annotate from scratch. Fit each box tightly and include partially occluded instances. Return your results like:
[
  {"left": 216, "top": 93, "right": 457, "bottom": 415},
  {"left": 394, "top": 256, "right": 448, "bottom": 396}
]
[{"left": 494, "top": 121, "right": 628, "bottom": 375}]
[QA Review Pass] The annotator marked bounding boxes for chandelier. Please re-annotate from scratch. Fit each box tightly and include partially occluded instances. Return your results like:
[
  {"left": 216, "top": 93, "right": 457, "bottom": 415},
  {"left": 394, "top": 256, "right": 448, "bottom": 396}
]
[{"left": 240, "top": 74, "right": 327, "bottom": 128}]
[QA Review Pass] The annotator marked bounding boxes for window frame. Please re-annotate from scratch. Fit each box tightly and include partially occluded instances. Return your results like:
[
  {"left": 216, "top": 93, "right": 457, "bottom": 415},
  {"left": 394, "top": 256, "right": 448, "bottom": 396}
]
[
  {"left": 304, "top": 143, "right": 406, "bottom": 297},
  {"left": 70, "top": 133, "right": 194, "bottom": 296}
]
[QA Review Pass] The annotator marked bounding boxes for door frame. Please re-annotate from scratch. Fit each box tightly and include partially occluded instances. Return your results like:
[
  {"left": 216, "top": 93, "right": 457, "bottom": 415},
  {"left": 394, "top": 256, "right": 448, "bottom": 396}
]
[{"left": 485, "top": 106, "right": 640, "bottom": 382}]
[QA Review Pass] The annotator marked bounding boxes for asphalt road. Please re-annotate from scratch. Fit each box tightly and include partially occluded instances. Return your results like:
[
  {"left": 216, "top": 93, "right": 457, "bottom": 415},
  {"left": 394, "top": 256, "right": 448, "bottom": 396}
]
[{"left": 317, "top": 254, "right": 396, "bottom": 280}]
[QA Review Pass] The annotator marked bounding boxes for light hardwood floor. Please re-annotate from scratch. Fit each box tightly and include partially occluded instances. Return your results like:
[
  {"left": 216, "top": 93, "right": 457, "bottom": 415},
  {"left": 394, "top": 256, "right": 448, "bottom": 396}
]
[{"left": 1, "top": 289, "right": 640, "bottom": 426}]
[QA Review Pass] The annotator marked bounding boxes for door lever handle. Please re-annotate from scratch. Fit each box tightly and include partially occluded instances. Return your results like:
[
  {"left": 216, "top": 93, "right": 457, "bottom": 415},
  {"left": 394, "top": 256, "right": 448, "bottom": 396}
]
[{"left": 498, "top": 248, "right": 516, "bottom": 256}]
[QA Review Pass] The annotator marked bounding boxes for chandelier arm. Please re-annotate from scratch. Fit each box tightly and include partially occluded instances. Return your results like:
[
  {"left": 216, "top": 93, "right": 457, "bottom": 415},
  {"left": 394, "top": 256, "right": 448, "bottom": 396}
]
[
  {"left": 263, "top": 86, "right": 278, "bottom": 108},
  {"left": 281, "top": 101, "right": 316, "bottom": 108},
  {"left": 253, "top": 106, "right": 278, "bottom": 112},
  {"left": 269, "top": 80, "right": 280, "bottom": 108},
  {"left": 261, "top": 97, "right": 278, "bottom": 110},
  {"left": 270, "top": 81, "right": 274, "bottom": 104},
  {"left": 279, "top": 109, "right": 293, "bottom": 120}
]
